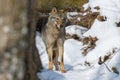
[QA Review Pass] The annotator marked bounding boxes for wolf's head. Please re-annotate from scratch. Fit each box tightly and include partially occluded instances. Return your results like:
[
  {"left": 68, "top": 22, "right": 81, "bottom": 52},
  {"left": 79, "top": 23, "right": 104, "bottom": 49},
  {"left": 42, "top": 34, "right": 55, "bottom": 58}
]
[{"left": 48, "top": 8, "right": 62, "bottom": 29}]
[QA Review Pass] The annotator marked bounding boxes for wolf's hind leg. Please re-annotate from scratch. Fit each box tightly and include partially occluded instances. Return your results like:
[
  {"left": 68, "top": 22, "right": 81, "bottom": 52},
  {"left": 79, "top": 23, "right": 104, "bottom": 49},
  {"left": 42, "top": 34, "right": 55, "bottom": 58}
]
[
  {"left": 53, "top": 56, "right": 59, "bottom": 70},
  {"left": 53, "top": 42, "right": 59, "bottom": 71}
]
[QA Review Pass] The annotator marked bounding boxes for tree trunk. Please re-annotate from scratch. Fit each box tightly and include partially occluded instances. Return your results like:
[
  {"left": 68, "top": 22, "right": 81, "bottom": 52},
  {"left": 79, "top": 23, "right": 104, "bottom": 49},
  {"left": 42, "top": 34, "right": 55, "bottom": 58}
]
[
  {"left": 24, "top": 0, "right": 43, "bottom": 80},
  {"left": 0, "top": 0, "right": 42, "bottom": 80},
  {"left": 0, "top": 0, "right": 27, "bottom": 80}
]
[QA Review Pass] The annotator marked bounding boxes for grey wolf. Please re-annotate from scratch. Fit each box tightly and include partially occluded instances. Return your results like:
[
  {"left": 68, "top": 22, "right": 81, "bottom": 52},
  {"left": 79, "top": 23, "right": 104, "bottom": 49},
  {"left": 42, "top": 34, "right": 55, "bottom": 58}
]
[{"left": 41, "top": 8, "right": 66, "bottom": 73}]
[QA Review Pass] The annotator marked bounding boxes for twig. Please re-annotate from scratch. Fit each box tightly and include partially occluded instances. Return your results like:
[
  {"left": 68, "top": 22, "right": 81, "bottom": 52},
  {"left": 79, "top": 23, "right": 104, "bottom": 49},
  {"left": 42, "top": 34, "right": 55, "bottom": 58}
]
[{"left": 103, "top": 63, "right": 112, "bottom": 72}]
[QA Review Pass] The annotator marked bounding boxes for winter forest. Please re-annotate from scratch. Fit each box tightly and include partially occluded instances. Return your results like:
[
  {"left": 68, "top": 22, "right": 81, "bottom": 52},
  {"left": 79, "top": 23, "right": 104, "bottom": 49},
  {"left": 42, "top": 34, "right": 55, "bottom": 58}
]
[{"left": 0, "top": 0, "right": 120, "bottom": 80}]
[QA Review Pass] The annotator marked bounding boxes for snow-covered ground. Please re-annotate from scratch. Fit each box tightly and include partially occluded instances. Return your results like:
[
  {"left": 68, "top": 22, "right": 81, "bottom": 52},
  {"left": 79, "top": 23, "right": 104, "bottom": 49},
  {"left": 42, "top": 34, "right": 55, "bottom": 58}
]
[{"left": 36, "top": 0, "right": 120, "bottom": 80}]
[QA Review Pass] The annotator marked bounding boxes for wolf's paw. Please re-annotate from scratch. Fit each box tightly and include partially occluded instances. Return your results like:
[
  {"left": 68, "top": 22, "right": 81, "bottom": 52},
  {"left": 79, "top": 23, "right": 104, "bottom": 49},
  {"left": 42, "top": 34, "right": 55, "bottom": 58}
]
[
  {"left": 49, "top": 62, "right": 53, "bottom": 70},
  {"left": 49, "top": 67, "right": 53, "bottom": 70},
  {"left": 61, "top": 69, "right": 66, "bottom": 73}
]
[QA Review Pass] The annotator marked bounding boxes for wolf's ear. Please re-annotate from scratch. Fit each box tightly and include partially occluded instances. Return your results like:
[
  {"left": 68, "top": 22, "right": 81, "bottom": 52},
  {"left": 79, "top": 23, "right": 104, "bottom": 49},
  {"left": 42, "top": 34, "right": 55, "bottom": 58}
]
[{"left": 51, "top": 7, "right": 57, "bottom": 15}]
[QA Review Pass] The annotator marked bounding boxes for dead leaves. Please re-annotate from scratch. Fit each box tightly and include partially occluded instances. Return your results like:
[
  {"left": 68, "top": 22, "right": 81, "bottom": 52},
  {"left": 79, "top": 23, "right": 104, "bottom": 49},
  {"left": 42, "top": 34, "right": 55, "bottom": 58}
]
[
  {"left": 66, "top": 33, "right": 81, "bottom": 41},
  {"left": 96, "top": 15, "right": 107, "bottom": 21},
  {"left": 66, "top": 33, "right": 98, "bottom": 56},
  {"left": 98, "top": 55, "right": 111, "bottom": 65},
  {"left": 98, "top": 48, "right": 118, "bottom": 65},
  {"left": 116, "top": 22, "right": 120, "bottom": 27},
  {"left": 81, "top": 36, "right": 98, "bottom": 56},
  {"left": 112, "top": 67, "right": 119, "bottom": 74}
]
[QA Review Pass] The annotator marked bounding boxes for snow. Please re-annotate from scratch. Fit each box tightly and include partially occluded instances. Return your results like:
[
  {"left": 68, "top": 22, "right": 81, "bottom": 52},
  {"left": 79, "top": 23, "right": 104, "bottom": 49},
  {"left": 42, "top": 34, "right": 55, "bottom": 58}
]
[
  {"left": 36, "top": 0, "right": 120, "bottom": 80},
  {"left": 66, "top": 25, "right": 88, "bottom": 38}
]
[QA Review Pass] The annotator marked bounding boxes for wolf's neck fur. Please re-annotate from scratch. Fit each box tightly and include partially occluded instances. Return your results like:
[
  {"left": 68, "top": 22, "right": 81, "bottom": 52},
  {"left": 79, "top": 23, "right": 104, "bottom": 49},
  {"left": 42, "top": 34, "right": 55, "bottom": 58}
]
[{"left": 46, "top": 20, "right": 55, "bottom": 28}]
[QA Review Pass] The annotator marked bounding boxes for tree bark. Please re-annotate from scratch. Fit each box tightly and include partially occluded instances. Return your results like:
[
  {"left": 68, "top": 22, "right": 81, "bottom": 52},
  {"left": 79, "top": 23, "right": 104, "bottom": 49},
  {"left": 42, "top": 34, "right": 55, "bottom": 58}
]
[
  {"left": 24, "top": 0, "right": 43, "bottom": 80},
  {"left": 0, "top": 0, "right": 27, "bottom": 80},
  {"left": 0, "top": 0, "right": 42, "bottom": 80}
]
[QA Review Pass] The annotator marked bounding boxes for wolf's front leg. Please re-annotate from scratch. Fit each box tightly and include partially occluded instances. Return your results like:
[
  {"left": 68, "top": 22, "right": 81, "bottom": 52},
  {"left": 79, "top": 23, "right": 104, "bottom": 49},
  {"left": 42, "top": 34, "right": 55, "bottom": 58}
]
[
  {"left": 57, "top": 39, "right": 66, "bottom": 73},
  {"left": 47, "top": 46, "right": 53, "bottom": 70}
]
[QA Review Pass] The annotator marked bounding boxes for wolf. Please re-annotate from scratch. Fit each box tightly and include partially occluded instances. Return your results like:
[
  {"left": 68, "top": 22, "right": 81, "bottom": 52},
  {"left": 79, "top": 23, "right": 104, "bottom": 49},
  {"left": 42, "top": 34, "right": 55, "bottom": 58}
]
[{"left": 41, "top": 8, "right": 66, "bottom": 73}]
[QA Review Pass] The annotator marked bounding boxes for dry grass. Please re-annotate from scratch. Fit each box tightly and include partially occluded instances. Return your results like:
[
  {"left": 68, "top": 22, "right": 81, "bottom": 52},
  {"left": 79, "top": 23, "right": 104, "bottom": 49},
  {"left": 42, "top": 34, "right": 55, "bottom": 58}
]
[{"left": 37, "top": 0, "right": 88, "bottom": 11}]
